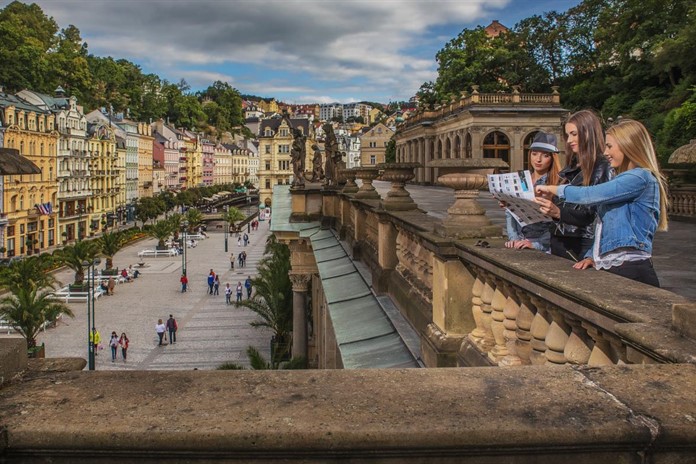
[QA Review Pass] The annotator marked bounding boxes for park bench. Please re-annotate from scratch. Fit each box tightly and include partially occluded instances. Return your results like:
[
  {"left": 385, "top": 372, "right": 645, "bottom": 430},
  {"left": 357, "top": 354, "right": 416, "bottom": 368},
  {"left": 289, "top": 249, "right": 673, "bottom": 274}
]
[
  {"left": 137, "top": 249, "right": 176, "bottom": 258},
  {"left": 51, "top": 285, "right": 105, "bottom": 303},
  {"left": 185, "top": 233, "right": 207, "bottom": 241}
]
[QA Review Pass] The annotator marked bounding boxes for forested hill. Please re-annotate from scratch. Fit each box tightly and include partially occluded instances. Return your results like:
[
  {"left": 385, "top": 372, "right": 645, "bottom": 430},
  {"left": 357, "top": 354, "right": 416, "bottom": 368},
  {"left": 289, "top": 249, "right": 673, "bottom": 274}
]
[{"left": 418, "top": 0, "right": 696, "bottom": 163}]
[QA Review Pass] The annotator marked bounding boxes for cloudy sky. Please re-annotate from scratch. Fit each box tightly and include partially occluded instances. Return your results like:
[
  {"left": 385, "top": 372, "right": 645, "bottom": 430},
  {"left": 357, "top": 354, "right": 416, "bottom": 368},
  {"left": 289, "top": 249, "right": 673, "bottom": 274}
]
[{"left": 4, "top": 0, "right": 581, "bottom": 104}]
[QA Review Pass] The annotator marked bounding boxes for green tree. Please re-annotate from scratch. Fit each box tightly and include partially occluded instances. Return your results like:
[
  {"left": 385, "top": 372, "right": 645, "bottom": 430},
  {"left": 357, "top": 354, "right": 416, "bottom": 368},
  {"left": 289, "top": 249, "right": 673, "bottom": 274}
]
[
  {"left": 184, "top": 208, "right": 203, "bottom": 232},
  {"left": 147, "top": 219, "right": 175, "bottom": 249},
  {"left": 135, "top": 196, "right": 166, "bottom": 226},
  {"left": 384, "top": 138, "right": 396, "bottom": 163},
  {"left": 224, "top": 207, "right": 246, "bottom": 232},
  {"left": 54, "top": 240, "right": 100, "bottom": 286},
  {"left": 236, "top": 236, "right": 292, "bottom": 367},
  {"left": 98, "top": 231, "right": 124, "bottom": 269},
  {"left": 0, "top": 256, "right": 73, "bottom": 349},
  {"left": 0, "top": 1, "right": 57, "bottom": 92},
  {"left": 46, "top": 24, "right": 91, "bottom": 100}
]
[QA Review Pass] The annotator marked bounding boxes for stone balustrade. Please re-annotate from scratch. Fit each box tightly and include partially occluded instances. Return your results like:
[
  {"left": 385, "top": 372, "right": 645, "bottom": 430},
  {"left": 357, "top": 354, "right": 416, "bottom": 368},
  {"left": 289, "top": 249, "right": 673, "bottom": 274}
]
[
  {"left": 329, "top": 177, "right": 696, "bottom": 368},
  {"left": 668, "top": 185, "right": 696, "bottom": 217}
]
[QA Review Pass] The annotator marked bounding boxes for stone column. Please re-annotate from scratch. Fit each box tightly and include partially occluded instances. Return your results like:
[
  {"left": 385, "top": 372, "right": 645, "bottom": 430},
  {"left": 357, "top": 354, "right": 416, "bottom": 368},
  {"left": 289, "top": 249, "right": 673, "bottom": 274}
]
[
  {"left": 290, "top": 273, "right": 311, "bottom": 360},
  {"left": 424, "top": 138, "right": 433, "bottom": 184}
]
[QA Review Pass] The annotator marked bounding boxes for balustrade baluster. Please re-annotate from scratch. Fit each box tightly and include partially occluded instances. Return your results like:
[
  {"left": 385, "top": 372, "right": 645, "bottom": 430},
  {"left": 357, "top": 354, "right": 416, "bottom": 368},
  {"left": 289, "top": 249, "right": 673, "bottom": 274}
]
[
  {"left": 467, "top": 275, "right": 486, "bottom": 346},
  {"left": 563, "top": 317, "right": 592, "bottom": 365},
  {"left": 544, "top": 307, "right": 571, "bottom": 365},
  {"left": 488, "top": 282, "right": 509, "bottom": 363},
  {"left": 529, "top": 297, "right": 551, "bottom": 365},
  {"left": 478, "top": 275, "right": 496, "bottom": 352},
  {"left": 500, "top": 291, "right": 522, "bottom": 366},
  {"left": 584, "top": 325, "right": 616, "bottom": 366},
  {"left": 514, "top": 294, "right": 535, "bottom": 365}
]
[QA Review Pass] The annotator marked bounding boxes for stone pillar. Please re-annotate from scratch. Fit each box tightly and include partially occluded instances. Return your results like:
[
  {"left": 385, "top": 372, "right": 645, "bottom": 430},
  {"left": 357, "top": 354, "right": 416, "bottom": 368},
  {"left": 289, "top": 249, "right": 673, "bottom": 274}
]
[
  {"left": 488, "top": 282, "right": 509, "bottom": 364},
  {"left": 290, "top": 273, "right": 311, "bottom": 360},
  {"left": 529, "top": 297, "right": 551, "bottom": 365},
  {"left": 424, "top": 138, "right": 433, "bottom": 184}
]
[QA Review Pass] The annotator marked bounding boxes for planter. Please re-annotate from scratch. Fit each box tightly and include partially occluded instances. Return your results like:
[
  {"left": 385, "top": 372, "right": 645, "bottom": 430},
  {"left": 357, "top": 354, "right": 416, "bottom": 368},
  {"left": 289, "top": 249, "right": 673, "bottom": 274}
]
[
  {"left": 28, "top": 343, "right": 45, "bottom": 359},
  {"left": 377, "top": 162, "right": 420, "bottom": 211}
]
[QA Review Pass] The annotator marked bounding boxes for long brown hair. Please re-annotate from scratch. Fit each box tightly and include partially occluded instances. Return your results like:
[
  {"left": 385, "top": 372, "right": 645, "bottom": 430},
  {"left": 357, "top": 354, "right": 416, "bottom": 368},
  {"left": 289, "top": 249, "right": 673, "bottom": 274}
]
[
  {"left": 605, "top": 119, "right": 669, "bottom": 231},
  {"left": 565, "top": 110, "right": 605, "bottom": 186}
]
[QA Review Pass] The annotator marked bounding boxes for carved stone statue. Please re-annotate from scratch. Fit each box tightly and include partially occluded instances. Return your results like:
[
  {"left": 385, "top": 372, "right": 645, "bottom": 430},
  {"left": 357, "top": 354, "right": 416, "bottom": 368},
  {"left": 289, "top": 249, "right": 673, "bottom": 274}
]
[
  {"left": 290, "top": 128, "right": 306, "bottom": 187},
  {"left": 309, "top": 143, "right": 324, "bottom": 182},
  {"left": 323, "top": 123, "right": 343, "bottom": 186}
]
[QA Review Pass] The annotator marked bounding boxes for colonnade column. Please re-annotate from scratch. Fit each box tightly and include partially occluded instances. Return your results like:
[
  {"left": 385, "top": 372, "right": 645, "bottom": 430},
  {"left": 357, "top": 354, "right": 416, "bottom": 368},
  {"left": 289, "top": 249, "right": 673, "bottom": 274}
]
[{"left": 290, "top": 273, "right": 311, "bottom": 360}]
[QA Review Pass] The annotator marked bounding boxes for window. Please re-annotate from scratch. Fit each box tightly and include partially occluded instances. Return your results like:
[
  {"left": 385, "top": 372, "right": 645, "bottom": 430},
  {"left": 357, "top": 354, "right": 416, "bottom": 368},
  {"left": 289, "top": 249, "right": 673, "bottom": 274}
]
[
  {"left": 7, "top": 226, "right": 15, "bottom": 237},
  {"left": 370, "top": 155, "right": 376, "bottom": 165},
  {"left": 483, "top": 131, "right": 510, "bottom": 163},
  {"left": 265, "top": 179, "right": 271, "bottom": 189},
  {"left": 7, "top": 238, "right": 15, "bottom": 257},
  {"left": 280, "top": 128, "right": 289, "bottom": 137},
  {"left": 369, "top": 142, "right": 377, "bottom": 148},
  {"left": 265, "top": 162, "right": 271, "bottom": 170},
  {"left": 279, "top": 145, "right": 289, "bottom": 154},
  {"left": 265, "top": 145, "right": 271, "bottom": 154}
]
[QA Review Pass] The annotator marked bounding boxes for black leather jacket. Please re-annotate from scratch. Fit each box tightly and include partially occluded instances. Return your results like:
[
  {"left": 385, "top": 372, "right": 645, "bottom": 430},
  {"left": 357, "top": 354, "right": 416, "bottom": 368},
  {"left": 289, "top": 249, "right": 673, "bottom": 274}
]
[{"left": 552, "top": 156, "right": 613, "bottom": 239}]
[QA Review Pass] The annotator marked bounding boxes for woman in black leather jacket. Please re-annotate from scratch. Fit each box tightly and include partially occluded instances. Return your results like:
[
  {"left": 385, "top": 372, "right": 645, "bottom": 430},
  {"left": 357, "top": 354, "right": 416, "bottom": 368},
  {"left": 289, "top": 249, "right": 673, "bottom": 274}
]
[{"left": 536, "top": 110, "right": 612, "bottom": 261}]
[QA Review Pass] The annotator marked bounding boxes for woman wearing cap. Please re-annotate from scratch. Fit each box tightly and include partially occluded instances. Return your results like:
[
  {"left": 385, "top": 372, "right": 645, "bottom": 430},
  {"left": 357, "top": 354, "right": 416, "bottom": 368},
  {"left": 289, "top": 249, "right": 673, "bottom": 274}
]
[
  {"left": 535, "top": 110, "right": 612, "bottom": 261},
  {"left": 504, "top": 132, "right": 561, "bottom": 252},
  {"left": 536, "top": 119, "right": 667, "bottom": 286}
]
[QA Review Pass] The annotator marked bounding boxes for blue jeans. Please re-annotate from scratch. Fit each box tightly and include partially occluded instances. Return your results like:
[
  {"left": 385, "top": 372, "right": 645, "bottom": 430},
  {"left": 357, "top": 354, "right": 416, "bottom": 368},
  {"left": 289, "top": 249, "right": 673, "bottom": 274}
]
[
  {"left": 111, "top": 345, "right": 117, "bottom": 360},
  {"left": 168, "top": 329, "right": 176, "bottom": 344}
]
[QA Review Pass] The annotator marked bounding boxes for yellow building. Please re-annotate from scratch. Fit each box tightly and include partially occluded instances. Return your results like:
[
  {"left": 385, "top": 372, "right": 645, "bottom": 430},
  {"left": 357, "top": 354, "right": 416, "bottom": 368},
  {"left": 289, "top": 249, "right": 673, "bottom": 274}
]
[
  {"left": 181, "top": 129, "right": 202, "bottom": 188},
  {"left": 257, "top": 98, "right": 279, "bottom": 114},
  {"left": 258, "top": 117, "right": 313, "bottom": 205},
  {"left": 137, "top": 122, "right": 154, "bottom": 198},
  {"left": 359, "top": 122, "right": 394, "bottom": 166},
  {"left": 86, "top": 122, "right": 121, "bottom": 234},
  {"left": 0, "top": 93, "right": 59, "bottom": 257},
  {"left": 215, "top": 143, "right": 233, "bottom": 185}
]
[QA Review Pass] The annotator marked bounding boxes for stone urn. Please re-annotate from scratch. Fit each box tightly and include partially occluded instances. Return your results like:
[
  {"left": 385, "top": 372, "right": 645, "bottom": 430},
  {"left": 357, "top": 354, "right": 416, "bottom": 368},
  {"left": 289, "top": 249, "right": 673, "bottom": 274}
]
[
  {"left": 428, "top": 158, "right": 508, "bottom": 238},
  {"left": 352, "top": 167, "right": 381, "bottom": 200},
  {"left": 377, "top": 162, "right": 421, "bottom": 211},
  {"left": 340, "top": 168, "right": 359, "bottom": 194}
]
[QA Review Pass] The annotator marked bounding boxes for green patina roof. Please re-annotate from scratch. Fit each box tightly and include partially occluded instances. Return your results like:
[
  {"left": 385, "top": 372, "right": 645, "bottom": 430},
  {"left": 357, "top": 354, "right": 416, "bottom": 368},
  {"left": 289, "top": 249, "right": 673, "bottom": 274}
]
[{"left": 271, "top": 185, "right": 420, "bottom": 369}]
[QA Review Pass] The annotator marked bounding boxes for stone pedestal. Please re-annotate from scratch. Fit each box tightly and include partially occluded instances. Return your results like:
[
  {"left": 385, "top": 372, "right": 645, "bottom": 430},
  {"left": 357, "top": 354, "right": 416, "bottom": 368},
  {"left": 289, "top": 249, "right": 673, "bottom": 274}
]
[
  {"left": 377, "top": 162, "right": 420, "bottom": 211},
  {"left": 290, "top": 273, "right": 311, "bottom": 360},
  {"left": 353, "top": 167, "right": 381, "bottom": 200},
  {"left": 339, "top": 169, "right": 359, "bottom": 194}
]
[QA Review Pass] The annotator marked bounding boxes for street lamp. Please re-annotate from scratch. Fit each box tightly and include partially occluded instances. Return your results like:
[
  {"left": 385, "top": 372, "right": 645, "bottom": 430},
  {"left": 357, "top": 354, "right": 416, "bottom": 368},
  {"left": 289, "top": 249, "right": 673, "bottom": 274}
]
[
  {"left": 181, "top": 220, "right": 188, "bottom": 276},
  {"left": 82, "top": 257, "right": 101, "bottom": 370},
  {"left": 223, "top": 205, "right": 229, "bottom": 253}
]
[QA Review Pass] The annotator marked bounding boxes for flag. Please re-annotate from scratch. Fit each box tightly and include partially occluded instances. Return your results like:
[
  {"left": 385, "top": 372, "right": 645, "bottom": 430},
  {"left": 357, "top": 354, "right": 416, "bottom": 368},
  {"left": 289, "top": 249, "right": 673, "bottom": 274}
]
[{"left": 34, "top": 203, "right": 53, "bottom": 215}]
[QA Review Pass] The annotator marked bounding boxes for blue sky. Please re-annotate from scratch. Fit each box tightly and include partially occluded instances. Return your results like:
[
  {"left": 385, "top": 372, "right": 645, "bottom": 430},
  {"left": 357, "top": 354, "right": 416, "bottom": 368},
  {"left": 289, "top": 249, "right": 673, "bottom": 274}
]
[{"left": 4, "top": 0, "right": 581, "bottom": 104}]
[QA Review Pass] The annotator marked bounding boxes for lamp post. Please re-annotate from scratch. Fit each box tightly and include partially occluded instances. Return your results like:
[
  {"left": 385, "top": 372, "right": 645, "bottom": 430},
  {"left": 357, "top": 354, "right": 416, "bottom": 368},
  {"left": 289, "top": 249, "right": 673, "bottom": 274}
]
[
  {"left": 181, "top": 220, "right": 188, "bottom": 276},
  {"left": 83, "top": 257, "right": 101, "bottom": 370},
  {"left": 223, "top": 205, "right": 229, "bottom": 253}
]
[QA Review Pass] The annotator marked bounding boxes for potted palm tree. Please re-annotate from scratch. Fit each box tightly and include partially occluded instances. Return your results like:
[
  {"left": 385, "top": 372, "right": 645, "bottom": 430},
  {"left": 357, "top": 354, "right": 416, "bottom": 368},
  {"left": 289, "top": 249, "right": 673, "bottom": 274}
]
[
  {"left": 224, "top": 207, "right": 246, "bottom": 234},
  {"left": 53, "top": 240, "right": 100, "bottom": 290},
  {"left": 147, "top": 219, "right": 175, "bottom": 250},
  {"left": 0, "top": 256, "right": 73, "bottom": 356},
  {"left": 98, "top": 231, "right": 124, "bottom": 272}
]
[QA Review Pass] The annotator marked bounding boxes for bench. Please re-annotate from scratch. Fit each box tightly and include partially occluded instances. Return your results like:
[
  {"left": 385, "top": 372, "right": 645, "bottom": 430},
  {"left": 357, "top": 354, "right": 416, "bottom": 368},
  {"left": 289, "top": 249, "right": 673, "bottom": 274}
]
[
  {"left": 51, "top": 286, "right": 105, "bottom": 303},
  {"left": 138, "top": 249, "right": 176, "bottom": 258},
  {"left": 185, "top": 234, "right": 206, "bottom": 241}
]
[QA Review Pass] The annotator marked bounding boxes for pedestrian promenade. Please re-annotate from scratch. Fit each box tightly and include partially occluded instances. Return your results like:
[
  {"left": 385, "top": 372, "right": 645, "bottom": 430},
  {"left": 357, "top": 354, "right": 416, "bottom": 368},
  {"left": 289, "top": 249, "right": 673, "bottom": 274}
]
[{"left": 36, "top": 222, "right": 273, "bottom": 370}]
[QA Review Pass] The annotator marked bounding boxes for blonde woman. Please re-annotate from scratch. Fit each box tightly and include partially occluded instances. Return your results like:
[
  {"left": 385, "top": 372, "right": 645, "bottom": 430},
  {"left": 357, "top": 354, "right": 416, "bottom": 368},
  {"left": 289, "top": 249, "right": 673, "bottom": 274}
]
[{"left": 536, "top": 119, "right": 668, "bottom": 286}]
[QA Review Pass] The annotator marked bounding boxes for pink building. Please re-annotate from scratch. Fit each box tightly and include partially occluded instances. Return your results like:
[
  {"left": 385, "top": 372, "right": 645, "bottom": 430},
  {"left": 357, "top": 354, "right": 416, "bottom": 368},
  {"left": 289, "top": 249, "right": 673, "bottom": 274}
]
[
  {"left": 152, "top": 120, "right": 183, "bottom": 190},
  {"left": 202, "top": 139, "right": 215, "bottom": 186}
]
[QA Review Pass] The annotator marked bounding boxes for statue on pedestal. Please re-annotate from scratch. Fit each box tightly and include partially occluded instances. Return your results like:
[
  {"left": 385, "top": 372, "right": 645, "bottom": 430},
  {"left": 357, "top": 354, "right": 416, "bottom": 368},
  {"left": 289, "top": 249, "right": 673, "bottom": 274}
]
[{"left": 290, "top": 128, "right": 306, "bottom": 187}]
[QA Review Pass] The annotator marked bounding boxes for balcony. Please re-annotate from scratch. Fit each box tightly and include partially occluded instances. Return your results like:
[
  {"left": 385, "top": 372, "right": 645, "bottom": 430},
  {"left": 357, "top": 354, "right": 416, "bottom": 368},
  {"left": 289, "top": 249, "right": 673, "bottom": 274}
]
[
  {"left": 59, "top": 190, "right": 92, "bottom": 200},
  {"left": 0, "top": 213, "right": 8, "bottom": 227}
]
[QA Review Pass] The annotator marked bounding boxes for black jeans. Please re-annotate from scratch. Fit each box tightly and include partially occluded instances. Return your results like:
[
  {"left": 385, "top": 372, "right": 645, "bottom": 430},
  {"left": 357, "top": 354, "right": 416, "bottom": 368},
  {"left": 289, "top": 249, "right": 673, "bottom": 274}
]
[
  {"left": 168, "top": 329, "right": 176, "bottom": 344},
  {"left": 551, "top": 236, "right": 594, "bottom": 262},
  {"left": 605, "top": 259, "right": 660, "bottom": 287},
  {"left": 157, "top": 332, "right": 164, "bottom": 345}
]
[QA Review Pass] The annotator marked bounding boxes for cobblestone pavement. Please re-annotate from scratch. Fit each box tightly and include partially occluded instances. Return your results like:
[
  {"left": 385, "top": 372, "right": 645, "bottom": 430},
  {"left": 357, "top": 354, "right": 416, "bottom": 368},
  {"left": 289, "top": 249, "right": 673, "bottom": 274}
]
[{"left": 36, "top": 222, "right": 273, "bottom": 371}]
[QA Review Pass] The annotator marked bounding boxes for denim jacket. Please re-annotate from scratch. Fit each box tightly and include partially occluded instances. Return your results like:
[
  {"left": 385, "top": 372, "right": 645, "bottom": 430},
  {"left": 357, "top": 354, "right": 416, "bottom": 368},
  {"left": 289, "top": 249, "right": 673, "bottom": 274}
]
[
  {"left": 505, "top": 173, "right": 551, "bottom": 251},
  {"left": 556, "top": 168, "right": 659, "bottom": 257}
]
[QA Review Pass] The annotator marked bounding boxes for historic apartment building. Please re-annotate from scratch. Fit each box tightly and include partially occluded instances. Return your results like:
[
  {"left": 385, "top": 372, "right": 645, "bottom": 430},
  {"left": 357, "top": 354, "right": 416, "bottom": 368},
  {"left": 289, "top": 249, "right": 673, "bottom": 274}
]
[
  {"left": 359, "top": 122, "right": 393, "bottom": 166},
  {"left": 394, "top": 87, "right": 567, "bottom": 184},
  {"left": 201, "top": 139, "right": 215, "bottom": 186},
  {"left": 86, "top": 122, "right": 121, "bottom": 235},
  {"left": 151, "top": 120, "right": 183, "bottom": 191},
  {"left": 0, "top": 92, "right": 59, "bottom": 257},
  {"left": 136, "top": 122, "right": 154, "bottom": 198},
  {"left": 257, "top": 117, "right": 312, "bottom": 205}
]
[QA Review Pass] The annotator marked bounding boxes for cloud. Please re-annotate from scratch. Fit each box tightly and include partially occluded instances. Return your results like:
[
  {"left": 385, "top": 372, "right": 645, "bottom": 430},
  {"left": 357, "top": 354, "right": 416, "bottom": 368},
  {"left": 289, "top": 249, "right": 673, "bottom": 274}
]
[{"left": 7, "top": 0, "right": 514, "bottom": 102}]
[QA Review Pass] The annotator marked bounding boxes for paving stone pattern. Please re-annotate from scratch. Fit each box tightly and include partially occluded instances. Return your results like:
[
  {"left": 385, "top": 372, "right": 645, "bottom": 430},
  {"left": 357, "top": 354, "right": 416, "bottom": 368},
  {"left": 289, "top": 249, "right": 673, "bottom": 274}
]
[{"left": 37, "top": 223, "right": 273, "bottom": 371}]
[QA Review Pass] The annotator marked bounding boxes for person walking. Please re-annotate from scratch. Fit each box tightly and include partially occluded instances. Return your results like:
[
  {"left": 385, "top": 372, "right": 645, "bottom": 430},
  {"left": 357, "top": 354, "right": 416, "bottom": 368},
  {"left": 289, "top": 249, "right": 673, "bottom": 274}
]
[
  {"left": 236, "top": 281, "right": 243, "bottom": 303},
  {"left": 166, "top": 315, "right": 178, "bottom": 344},
  {"left": 90, "top": 328, "right": 101, "bottom": 356},
  {"left": 242, "top": 251, "right": 247, "bottom": 267},
  {"left": 109, "top": 331, "right": 119, "bottom": 362},
  {"left": 225, "top": 283, "right": 232, "bottom": 305},
  {"left": 237, "top": 236, "right": 242, "bottom": 247},
  {"left": 180, "top": 273, "right": 188, "bottom": 293},
  {"left": 207, "top": 269, "right": 215, "bottom": 294},
  {"left": 213, "top": 275, "right": 220, "bottom": 295},
  {"left": 155, "top": 319, "right": 166, "bottom": 346},
  {"left": 230, "top": 253, "right": 235, "bottom": 270},
  {"left": 119, "top": 332, "right": 129, "bottom": 362},
  {"left": 238, "top": 252, "right": 244, "bottom": 268},
  {"left": 243, "top": 233, "right": 249, "bottom": 246},
  {"left": 107, "top": 277, "right": 116, "bottom": 296},
  {"left": 245, "top": 276, "right": 253, "bottom": 299}
]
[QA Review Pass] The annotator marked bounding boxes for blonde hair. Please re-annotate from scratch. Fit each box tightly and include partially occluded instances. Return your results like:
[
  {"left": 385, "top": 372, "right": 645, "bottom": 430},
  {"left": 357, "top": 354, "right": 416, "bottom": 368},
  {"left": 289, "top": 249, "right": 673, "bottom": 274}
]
[
  {"left": 605, "top": 119, "right": 669, "bottom": 231},
  {"left": 529, "top": 150, "right": 562, "bottom": 186},
  {"left": 565, "top": 110, "right": 605, "bottom": 186}
]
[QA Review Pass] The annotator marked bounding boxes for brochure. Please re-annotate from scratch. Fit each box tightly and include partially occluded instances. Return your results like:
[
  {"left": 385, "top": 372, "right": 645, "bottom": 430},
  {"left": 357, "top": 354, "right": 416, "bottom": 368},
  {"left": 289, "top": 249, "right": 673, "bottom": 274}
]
[{"left": 487, "top": 170, "right": 551, "bottom": 227}]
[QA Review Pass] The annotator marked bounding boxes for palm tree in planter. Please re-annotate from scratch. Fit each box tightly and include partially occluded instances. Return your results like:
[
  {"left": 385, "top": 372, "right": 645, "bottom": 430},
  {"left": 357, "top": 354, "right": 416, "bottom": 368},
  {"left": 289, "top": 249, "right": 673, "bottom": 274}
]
[
  {"left": 224, "top": 207, "right": 246, "bottom": 233},
  {"left": 168, "top": 213, "right": 183, "bottom": 241},
  {"left": 0, "top": 256, "right": 73, "bottom": 353},
  {"left": 236, "top": 236, "right": 293, "bottom": 368},
  {"left": 185, "top": 208, "right": 203, "bottom": 233},
  {"left": 54, "top": 240, "right": 100, "bottom": 289},
  {"left": 98, "top": 231, "right": 124, "bottom": 270},
  {"left": 147, "top": 219, "right": 175, "bottom": 250}
]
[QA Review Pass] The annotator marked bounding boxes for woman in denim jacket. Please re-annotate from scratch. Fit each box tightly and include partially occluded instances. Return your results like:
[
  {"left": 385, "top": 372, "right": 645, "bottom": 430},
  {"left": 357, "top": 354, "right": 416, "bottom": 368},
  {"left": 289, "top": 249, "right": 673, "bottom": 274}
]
[
  {"left": 504, "top": 132, "right": 561, "bottom": 252},
  {"left": 536, "top": 110, "right": 612, "bottom": 261},
  {"left": 536, "top": 119, "right": 668, "bottom": 286}
]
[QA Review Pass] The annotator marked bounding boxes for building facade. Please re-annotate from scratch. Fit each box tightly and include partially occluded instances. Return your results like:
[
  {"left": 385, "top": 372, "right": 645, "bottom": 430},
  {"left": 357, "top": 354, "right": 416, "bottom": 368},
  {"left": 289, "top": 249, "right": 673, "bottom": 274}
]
[
  {"left": 136, "top": 122, "right": 154, "bottom": 198},
  {"left": 86, "top": 122, "right": 120, "bottom": 235},
  {"left": 201, "top": 139, "right": 215, "bottom": 186},
  {"left": 359, "top": 122, "right": 394, "bottom": 166}
]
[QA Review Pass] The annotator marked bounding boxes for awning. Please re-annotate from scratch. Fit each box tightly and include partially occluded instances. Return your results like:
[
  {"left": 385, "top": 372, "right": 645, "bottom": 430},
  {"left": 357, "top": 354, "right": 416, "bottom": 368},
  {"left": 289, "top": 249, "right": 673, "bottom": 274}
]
[{"left": 0, "top": 148, "right": 41, "bottom": 175}]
